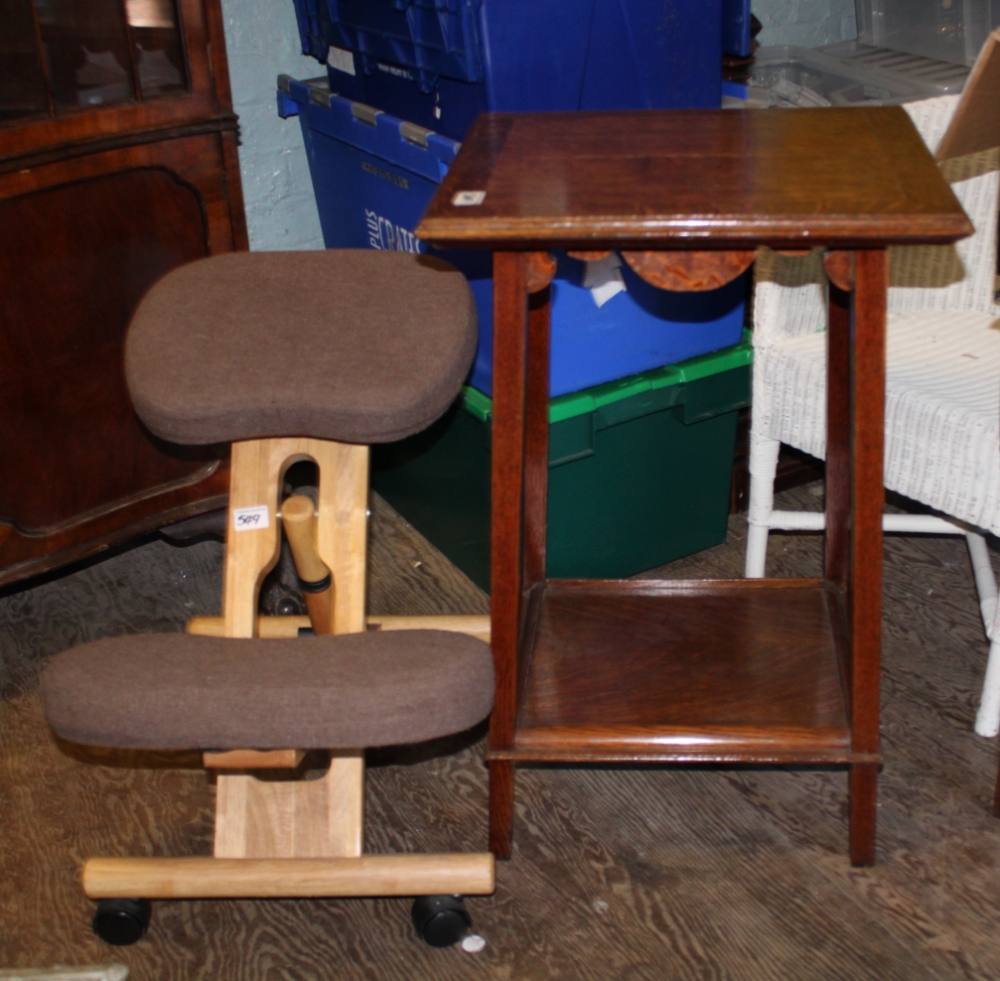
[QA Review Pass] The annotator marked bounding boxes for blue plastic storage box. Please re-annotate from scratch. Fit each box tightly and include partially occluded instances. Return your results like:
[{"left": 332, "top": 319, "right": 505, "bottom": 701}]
[
  {"left": 372, "top": 335, "right": 754, "bottom": 588},
  {"left": 278, "top": 75, "right": 746, "bottom": 398},
  {"left": 722, "top": 0, "right": 752, "bottom": 57},
  {"left": 292, "top": 0, "right": 723, "bottom": 140}
]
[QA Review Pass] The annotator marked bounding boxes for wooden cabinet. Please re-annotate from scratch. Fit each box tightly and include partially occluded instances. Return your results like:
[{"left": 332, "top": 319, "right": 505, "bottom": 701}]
[{"left": 0, "top": 0, "right": 246, "bottom": 587}]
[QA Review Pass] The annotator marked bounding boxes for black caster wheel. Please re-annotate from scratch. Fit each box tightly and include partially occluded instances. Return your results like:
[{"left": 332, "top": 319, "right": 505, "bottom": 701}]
[
  {"left": 411, "top": 895, "right": 471, "bottom": 947},
  {"left": 274, "top": 594, "right": 305, "bottom": 617},
  {"left": 92, "top": 898, "right": 152, "bottom": 946}
]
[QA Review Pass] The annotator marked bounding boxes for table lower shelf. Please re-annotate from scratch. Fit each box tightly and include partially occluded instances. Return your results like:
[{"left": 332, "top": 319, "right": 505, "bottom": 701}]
[{"left": 490, "top": 578, "right": 873, "bottom": 765}]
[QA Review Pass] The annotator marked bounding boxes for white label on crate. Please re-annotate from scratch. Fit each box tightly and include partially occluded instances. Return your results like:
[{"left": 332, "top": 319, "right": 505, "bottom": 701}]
[
  {"left": 233, "top": 504, "right": 270, "bottom": 531},
  {"left": 327, "top": 45, "right": 356, "bottom": 76},
  {"left": 452, "top": 190, "right": 486, "bottom": 206}
]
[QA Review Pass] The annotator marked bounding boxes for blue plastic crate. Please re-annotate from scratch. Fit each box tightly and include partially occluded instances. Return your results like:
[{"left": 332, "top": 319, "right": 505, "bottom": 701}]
[
  {"left": 291, "top": 0, "right": 723, "bottom": 140},
  {"left": 278, "top": 76, "right": 746, "bottom": 398},
  {"left": 293, "top": 0, "right": 326, "bottom": 62},
  {"left": 323, "top": 0, "right": 485, "bottom": 86},
  {"left": 722, "top": 0, "right": 752, "bottom": 57}
]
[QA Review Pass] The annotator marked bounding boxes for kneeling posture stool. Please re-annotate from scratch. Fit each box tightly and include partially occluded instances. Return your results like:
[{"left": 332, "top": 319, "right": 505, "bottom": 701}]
[{"left": 41, "top": 251, "right": 496, "bottom": 947}]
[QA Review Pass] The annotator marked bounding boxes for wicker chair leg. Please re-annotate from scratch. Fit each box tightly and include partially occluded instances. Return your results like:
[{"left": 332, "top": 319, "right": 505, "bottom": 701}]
[
  {"left": 976, "top": 604, "right": 1000, "bottom": 737},
  {"left": 745, "top": 432, "right": 782, "bottom": 578}
]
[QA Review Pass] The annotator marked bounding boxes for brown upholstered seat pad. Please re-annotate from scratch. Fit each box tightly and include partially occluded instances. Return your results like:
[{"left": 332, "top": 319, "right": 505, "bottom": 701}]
[
  {"left": 41, "top": 630, "right": 494, "bottom": 750},
  {"left": 125, "top": 251, "right": 477, "bottom": 445}
]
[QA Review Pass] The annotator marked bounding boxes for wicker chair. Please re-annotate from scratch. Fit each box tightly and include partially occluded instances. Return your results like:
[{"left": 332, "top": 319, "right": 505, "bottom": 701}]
[{"left": 744, "top": 38, "right": 1000, "bottom": 738}]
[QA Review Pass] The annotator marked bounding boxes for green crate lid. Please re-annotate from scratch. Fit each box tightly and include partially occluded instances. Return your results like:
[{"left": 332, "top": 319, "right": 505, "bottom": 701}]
[{"left": 461, "top": 330, "right": 752, "bottom": 424}]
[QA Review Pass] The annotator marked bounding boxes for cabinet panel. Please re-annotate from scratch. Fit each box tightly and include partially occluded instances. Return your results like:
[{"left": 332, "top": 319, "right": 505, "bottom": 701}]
[{"left": 0, "top": 167, "right": 212, "bottom": 533}]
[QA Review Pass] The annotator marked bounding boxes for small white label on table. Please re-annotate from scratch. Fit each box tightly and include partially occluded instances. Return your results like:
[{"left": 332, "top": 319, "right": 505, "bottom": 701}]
[
  {"left": 452, "top": 190, "right": 486, "bottom": 206},
  {"left": 328, "top": 45, "right": 356, "bottom": 76},
  {"left": 233, "top": 505, "right": 270, "bottom": 531}
]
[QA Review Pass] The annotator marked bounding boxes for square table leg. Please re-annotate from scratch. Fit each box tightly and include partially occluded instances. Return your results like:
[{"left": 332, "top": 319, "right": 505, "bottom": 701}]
[
  {"left": 846, "top": 248, "right": 887, "bottom": 866},
  {"left": 825, "top": 279, "right": 851, "bottom": 590},
  {"left": 488, "top": 251, "right": 529, "bottom": 859},
  {"left": 522, "top": 286, "right": 552, "bottom": 591}
]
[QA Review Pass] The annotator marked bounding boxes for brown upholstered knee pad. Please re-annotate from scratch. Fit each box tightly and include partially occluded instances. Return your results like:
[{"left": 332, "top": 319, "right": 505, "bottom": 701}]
[
  {"left": 41, "top": 630, "right": 494, "bottom": 750},
  {"left": 125, "top": 250, "right": 477, "bottom": 445}
]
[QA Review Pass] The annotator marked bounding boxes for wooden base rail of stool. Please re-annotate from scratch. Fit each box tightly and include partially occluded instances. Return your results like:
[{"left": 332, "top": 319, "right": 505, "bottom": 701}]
[
  {"left": 82, "top": 854, "right": 496, "bottom": 900},
  {"left": 186, "top": 613, "right": 491, "bottom": 642}
]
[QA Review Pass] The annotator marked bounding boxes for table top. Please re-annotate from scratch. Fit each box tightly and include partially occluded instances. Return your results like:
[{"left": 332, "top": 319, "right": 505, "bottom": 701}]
[{"left": 416, "top": 107, "right": 972, "bottom": 251}]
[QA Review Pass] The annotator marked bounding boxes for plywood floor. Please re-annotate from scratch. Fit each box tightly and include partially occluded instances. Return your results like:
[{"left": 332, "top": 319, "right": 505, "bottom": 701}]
[{"left": 2, "top": 487, "right": 999, "bottom": 980}]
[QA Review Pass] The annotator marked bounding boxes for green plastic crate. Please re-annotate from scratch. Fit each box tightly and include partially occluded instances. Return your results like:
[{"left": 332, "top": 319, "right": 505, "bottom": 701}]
[{"left": 371, "top": 333, "right": 752, "bottom": 591}]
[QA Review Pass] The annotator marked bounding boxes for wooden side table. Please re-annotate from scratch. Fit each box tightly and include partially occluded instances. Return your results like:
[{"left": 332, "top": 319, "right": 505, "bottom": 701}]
[{"left": 416, "top": 107, "right": 971, "bottom": 865}]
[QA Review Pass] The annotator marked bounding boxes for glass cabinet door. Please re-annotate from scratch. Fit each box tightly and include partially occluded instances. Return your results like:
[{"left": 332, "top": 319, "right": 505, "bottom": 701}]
[
  {"left": 1, "top": 0, "right": 188, "bottom": 121},
  {"left": 126, "top": 0, "right": 188, "bottom": 100},
  {"left": 0, "top": 0, "right": 50, "bottom": 121}
]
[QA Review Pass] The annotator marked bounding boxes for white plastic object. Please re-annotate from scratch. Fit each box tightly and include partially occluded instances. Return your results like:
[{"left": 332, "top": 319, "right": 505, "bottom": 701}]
[{"left": 855, "top": 0, "right": 1000, "bottom": 67}]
